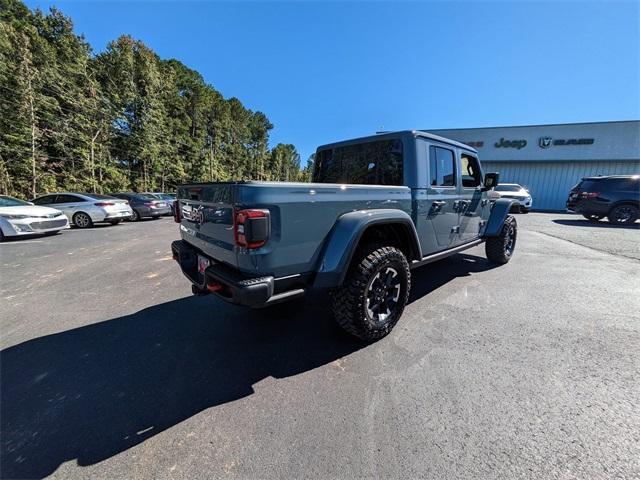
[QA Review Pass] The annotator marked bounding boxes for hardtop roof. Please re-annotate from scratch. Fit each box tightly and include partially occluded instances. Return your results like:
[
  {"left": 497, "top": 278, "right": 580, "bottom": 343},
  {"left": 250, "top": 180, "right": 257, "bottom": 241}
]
[{"left": 316, "top": 130, "right": 478, "bottom": 153}]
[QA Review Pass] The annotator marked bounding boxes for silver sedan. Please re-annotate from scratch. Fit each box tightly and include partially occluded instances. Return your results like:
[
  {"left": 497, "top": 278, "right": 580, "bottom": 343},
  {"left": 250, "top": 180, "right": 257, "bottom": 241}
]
[{"left": 31, "top": 193, "right": 134, "bottom": 228}]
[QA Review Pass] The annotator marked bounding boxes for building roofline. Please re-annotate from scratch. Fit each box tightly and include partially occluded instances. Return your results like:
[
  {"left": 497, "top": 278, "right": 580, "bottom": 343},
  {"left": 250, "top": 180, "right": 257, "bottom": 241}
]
[{"left": 425, "top": 120, "right": 640, "bottom": 131}]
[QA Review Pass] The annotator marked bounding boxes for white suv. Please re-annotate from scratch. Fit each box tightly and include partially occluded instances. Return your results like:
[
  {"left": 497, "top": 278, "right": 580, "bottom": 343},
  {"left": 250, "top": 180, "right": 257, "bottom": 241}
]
[{"left": 493, "top": 183, "right": 532, "bottom": 213}]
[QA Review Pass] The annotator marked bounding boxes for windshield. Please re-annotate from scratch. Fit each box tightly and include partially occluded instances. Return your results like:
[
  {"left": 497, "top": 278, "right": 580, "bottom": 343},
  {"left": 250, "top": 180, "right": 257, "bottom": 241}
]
[
  {"left": 313, "top": 139, "right": 404, "bottom": 185},
  {"left": 0, "top": 195, "right": 31, "bottom": 207},
  {"left": 495, "top": 185, "right": 522, "bottom": 192}
]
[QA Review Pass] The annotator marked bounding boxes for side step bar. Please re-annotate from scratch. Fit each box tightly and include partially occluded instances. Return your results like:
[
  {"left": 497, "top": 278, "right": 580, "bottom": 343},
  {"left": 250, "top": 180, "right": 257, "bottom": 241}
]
[{"left": 410, "top": 238, "right": 484, "bottom": 269}]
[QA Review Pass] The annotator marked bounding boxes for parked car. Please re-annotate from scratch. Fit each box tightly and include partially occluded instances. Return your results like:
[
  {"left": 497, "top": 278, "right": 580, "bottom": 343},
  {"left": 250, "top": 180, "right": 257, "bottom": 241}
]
[
  {"left": 566, "top": 175, "right": 640, "bottom": 224},
  {"left": 144, "top": 192, "right": 176, "bottom": 216},
  {"left": 0, "top": 195, "right": 69, "bottom": 241},
  {"left": 110, "top": 193, "right": 171, "bottom": 220},
  {"left": 493, "top": 183, "right": 532, "bottom": 213},
  {"left": 31, "top": 193, "right": 132, "bottom": 228},
  {"left": 172, "top": 130, "right": 517, "bottom": 342}
]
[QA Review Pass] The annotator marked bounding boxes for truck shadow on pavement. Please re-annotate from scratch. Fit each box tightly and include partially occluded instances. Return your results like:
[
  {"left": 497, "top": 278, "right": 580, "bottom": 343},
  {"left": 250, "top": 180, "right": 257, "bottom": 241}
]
[
  {"left": 552, "top": 219, "right": 639, "bottom": 229},
  {"left": 1, "top": 252, "right": 495, "bottom": 479}
]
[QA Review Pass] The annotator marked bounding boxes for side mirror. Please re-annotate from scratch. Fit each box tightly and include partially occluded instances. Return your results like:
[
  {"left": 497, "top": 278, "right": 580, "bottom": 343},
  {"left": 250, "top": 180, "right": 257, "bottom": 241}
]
[{"left": 482, "top": 172, "right": 499, "bottom": 191}]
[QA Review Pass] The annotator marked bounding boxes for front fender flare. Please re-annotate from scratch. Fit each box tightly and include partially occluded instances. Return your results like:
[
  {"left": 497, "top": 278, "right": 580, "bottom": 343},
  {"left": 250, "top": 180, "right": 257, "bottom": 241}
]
[
  {"left": 483, "top": 199, "right": 515, "bottom": 237},
  {"left": 313, "top": 209, "right": 421, "bottom": 288}
]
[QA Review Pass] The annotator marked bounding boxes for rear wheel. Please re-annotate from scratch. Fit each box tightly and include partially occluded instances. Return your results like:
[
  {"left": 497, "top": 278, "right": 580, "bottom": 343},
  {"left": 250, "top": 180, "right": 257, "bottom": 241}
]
[
  {"left": 331, "top": 245, "right": 410, "bottom": 342},
  {"left": 486, "top": 215, "right": 517, "bottom": 264},
  {"left": 73, "top": 212, "right": 93, "bottom": 229},
  {"left": 608, "top": 204, "right": 638, "bottom": 225}
]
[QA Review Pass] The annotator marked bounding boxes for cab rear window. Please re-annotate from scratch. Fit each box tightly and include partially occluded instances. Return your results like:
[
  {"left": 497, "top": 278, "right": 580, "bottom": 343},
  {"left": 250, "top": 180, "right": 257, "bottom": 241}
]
[{"left": 313, "top": 139, "right": 403, "bottom": 185}]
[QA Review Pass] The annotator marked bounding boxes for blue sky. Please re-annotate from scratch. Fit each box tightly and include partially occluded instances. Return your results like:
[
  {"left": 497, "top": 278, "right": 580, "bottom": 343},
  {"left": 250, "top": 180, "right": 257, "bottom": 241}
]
[{"left": 25, "top": 0, "right": 640, "bottom": 161}]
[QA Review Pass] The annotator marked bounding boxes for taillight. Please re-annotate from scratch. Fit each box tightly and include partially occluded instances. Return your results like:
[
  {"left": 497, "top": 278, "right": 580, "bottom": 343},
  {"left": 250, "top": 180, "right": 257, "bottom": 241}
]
[
  {"left": 234, "top": 209, "right": 270, "bottom": 249},
  {"left": 580, "top": 191, "right": 600, "bottom": 199},
  {"left": 173, "top": 201, "right": 181, "bottom": 223},
  {"left": 94, "top": 202, "right": 115, "bottom": 206}
]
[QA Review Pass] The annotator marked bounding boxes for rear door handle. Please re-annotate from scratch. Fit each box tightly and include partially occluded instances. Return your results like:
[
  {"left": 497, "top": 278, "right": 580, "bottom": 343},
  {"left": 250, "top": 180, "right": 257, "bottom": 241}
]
[{"left": 431, "top": 200, "right": 446, "bottom": 213}]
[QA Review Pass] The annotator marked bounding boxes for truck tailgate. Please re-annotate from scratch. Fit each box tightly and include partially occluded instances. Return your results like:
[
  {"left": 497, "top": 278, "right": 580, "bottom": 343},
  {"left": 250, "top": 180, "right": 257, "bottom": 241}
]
[{"left": 177, "top": 183, "right": 237, "bottom": 267}]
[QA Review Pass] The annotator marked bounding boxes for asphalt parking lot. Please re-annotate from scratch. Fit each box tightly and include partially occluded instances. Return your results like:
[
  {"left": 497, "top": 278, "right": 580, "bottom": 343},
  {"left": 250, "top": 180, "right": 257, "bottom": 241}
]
[{"left": 1, "top": 213, "right": 639, "bottom": 479}]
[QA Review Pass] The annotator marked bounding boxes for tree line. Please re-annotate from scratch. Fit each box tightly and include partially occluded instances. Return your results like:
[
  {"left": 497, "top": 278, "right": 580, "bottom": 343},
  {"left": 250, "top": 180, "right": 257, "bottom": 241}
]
[{"left": 0, "top": 0, "right": 313, "bottom": 199}]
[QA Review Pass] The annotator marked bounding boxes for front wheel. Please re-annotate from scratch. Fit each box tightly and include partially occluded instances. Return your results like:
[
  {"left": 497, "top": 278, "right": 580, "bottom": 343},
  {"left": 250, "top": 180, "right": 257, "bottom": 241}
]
[
  {"left": 73, "top": 212, "right": 93, "bottom": 229},
  {"left": 608, "top": 204, "right": 638, "bottom": 225},
  {"left": 486, "top": 215, "right": 517, "bottom": 264},
  {"left": 130, "top": 210, "right": 141, "bottom": 222},
  {"left": 331, "top": 245, "right": 410, "bottom": 342}
]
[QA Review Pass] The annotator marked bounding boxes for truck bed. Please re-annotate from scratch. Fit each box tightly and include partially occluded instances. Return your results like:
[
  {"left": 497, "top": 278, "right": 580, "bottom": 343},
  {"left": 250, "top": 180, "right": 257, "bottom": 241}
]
[{"left": 176, "top": 181, "right": 412, "bottom": 278}]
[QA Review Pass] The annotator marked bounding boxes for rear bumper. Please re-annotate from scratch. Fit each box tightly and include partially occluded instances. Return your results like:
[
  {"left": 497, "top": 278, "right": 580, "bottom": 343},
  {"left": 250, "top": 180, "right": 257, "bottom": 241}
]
[
  {"left": 171, "top": 240, "right": 304, "bottom": 307},
  {"left": 104, "top": 210, "right": 133, "bottom": 220},
  {"left": 136, "top": 206, "right": 170, "bottom": 217}
]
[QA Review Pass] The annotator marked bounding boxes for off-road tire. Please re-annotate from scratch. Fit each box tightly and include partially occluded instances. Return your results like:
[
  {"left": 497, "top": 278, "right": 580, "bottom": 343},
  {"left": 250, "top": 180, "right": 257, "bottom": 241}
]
[
  {"left": 607, "top": 204, "right": 638, "bottom": 225},
  {"left": 330, "top": 245, "right": 410, "bottom": 342},
  {"left": 485, "top": 215, "right": 517, "bottom": 264},
  {"left": 73, "top": 212, "right": 93, "bottom": 229}
]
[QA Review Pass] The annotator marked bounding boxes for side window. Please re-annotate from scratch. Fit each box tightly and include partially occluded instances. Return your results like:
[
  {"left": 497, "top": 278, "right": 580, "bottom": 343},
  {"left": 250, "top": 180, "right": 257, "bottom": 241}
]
[
  {"left": 56, "top": 194, "right": 83, "bottom": 203},
  {"left": 33, "top": 195, "right": 56, "bottom": 205},
  {"left": 429, "top": 146, "right": 456, "bottom": 187},
  {"left": 461, "top": 154, "right": 482, "bottom": 188}
]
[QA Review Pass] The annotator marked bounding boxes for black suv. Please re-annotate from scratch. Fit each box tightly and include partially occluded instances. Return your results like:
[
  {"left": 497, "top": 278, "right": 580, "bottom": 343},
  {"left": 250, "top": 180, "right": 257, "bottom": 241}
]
[{"left": 567, "top": 175, "right": 640, "bottom": 225}]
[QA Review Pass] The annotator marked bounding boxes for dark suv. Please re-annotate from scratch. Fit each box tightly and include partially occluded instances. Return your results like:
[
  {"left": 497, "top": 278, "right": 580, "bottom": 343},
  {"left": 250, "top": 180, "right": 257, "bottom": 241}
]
[{"left": 566, "top": 175, "right": 640, "bottom": 225}]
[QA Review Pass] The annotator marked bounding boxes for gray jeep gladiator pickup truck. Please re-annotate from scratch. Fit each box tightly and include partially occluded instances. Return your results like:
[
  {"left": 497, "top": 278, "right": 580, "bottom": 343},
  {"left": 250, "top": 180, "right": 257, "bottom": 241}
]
[{"left": 172, "top": 130, "right": 517, "bottom": 341}]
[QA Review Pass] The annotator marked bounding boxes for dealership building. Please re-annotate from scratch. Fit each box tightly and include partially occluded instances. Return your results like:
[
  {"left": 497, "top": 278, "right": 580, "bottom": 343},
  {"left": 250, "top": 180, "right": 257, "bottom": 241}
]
[{"left": 427, "top": 121, "right": 640, "bottom": 211}]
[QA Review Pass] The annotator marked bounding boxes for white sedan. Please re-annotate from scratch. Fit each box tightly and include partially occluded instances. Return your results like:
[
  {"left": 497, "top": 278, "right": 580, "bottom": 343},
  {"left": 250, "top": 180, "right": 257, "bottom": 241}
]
[
  {"left": 0, "top": 195, "right": 69, "bottom": 241},
  {"left": 31, "top": 192, "right": 133, "bottom": 228}
]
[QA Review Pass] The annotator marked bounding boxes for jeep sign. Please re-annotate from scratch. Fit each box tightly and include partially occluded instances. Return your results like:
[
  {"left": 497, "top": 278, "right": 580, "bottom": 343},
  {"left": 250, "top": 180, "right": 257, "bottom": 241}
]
[{"left": 494, "top": 138, "right": 527, "bottom": 149}]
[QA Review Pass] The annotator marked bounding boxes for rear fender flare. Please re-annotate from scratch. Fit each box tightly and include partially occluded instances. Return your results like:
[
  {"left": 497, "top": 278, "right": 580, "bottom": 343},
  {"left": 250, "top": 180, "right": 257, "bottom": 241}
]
[
  {"left": 313, "top": 209, "right": 421, "bottom": 288},
  {"left": 483, "top": 199, "right": 515, "bottom": 237}
]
